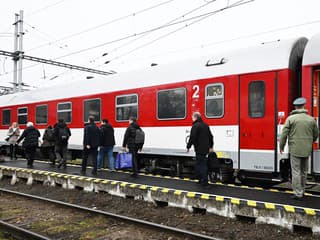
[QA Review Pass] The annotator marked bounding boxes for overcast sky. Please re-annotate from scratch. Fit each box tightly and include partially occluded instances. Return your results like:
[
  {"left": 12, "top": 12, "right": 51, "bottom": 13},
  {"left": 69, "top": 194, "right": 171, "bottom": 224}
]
[{"left": 0, "top": 0, "right": 320, "bottom": 89}]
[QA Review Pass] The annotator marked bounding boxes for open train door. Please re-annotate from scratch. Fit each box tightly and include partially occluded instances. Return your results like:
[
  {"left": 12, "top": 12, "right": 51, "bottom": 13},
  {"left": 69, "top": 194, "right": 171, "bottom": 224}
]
[
  {"left": 311, "top": 69, "right": 320, "bottom": 174},
  {"left": 239, "top": 72, "right": 277, "bottom": 173}
]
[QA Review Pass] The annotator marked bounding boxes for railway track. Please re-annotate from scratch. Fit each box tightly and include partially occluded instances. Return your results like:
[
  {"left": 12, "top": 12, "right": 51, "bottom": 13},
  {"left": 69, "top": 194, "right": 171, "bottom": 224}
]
[
  {"left": 0, "top": 187, "right": 222, "bottom": 240},
  {"left": 0, "top": 219, "right": 51, "bottom": 240}
]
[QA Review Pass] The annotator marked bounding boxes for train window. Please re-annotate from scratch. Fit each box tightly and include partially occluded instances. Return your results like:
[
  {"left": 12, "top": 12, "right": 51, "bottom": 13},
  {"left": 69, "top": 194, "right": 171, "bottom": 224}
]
[
  {"left": 205, "top": 83, "right": 224, "bottom": 118},
  {"left": 2, "top": 109, "right": 11, "bottom": 126},
  {"left": 83, "top": 99, "right": 101, "bottom": 122},
  {"left": 157, "top": 88, "right": 186, "bottom": 120},
  {"left": 57, "top": 102, "right": 72, "bottom": 123},
  {"left": 17, "top": 107, "right": 28, "bottom": 125},
  {"left": 116, "top": 94, "right": 138, "bottom": 121},
  {"left": 249, "top": 81, "right": 265, "bottom": 118},
  {"left": 36, "top": 105, "right": 48, "bottom": 125}
]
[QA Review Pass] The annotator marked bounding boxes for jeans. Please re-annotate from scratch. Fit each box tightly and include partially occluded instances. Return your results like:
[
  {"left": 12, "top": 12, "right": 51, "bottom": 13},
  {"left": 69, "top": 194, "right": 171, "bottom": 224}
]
[
  {"left": 97, "top": 146, "right": 115, "bottom": 170},
  {"left": 195, "top": 153, "right": 208, "bottom": 185},
  {"left": 82, "top": 147, "right": 98, "bottom": 173}
]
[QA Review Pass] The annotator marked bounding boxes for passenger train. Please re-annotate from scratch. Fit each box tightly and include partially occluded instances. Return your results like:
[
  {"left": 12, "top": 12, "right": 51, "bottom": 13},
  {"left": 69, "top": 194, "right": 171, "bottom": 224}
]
[{"left": 0, "top": 32, "right": 319, "bottom": 183}]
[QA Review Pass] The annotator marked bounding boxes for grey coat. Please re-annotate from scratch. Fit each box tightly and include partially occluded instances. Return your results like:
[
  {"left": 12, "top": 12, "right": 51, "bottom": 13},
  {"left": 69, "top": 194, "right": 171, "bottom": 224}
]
[{"left": 7, "top": 127, "right": 20, "bottom": 144}]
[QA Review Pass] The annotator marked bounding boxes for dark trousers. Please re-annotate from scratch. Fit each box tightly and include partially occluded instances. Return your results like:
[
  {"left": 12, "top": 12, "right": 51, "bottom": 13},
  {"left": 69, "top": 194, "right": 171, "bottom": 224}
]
[
  {"left": 25, "top": 146, "right": 37, "bottom": 166},
  {"left": 128, "top": 147, "right": 139, "bottom": 175},
  {"left": 82, "top": 147, "right": 98, "bottom": 173},
  {"left": 42, "top": 146, "right": 56, "bottom": 164},
  {"left": 55, "top": 144, "right": 68, "bottom": 167},
  {"left": 9, "top": 144, "right": 17, "bottom": 160},
  {"left": 195, "top": 153, "right": 208, "bottom": 185}
]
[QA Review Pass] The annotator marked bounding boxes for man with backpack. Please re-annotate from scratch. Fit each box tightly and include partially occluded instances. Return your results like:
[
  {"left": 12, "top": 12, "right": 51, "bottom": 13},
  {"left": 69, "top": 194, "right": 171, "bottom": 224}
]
[
  {"left": 122, "top": 116, "right": 144, "bottom": 177},
  {"left": 54, "top": 119, "right": 71, "bottom": 169},
  {"left": 81, "top": 116, "right": 100, "bottom": 176}
]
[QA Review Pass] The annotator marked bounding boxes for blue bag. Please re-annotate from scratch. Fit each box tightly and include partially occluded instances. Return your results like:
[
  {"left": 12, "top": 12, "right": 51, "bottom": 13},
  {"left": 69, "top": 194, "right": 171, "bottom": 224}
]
[{"left": 116, "top": 152, "right": 133, "bottom": 169}]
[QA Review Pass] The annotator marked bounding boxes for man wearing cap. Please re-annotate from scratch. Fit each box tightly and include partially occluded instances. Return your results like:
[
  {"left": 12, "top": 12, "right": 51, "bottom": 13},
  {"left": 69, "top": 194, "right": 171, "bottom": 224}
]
[{"left": 280, "top": 97, "right": 319, "bottom": 200}]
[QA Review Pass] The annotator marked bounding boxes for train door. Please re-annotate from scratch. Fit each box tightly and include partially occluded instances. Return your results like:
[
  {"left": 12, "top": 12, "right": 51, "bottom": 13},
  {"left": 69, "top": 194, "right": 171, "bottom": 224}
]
[
  {"left": 312, "top": 69, "right": 320, "bottom": 173},
  {"left": 239, "top": 72, "right": 276, "bottom": 171}
]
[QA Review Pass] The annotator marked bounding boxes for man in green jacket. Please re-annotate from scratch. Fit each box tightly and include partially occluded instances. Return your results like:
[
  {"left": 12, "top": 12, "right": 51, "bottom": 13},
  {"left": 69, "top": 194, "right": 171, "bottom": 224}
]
[{"left": 280, "top": 97, "right": 319, "bottom": 200}]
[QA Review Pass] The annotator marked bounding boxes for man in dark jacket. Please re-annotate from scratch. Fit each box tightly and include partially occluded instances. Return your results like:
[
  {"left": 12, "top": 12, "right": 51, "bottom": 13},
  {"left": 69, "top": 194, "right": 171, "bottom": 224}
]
[
  {"left": 17, "top": 122, "right": 40, "bottom": 168},
  {"left": 81, "top": 116, "right": 100, "bottom": 175},
  {"left": 98, "top": 119, "right": 115, "bottom": 170},
  {"left": 53, "top": 119, "right": 71, "bottom": 169},
  {"left": 187, "top": 112, "right": 214, "bottom": 186},
  {"left": 122, "top": 117, "right": 143, "bottom": 177}
]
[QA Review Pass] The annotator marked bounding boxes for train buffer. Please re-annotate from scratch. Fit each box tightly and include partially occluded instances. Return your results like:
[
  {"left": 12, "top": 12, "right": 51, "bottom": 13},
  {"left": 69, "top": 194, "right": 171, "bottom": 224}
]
[{"left": 1, "top": 159, "right": 320, "bottom": 235}]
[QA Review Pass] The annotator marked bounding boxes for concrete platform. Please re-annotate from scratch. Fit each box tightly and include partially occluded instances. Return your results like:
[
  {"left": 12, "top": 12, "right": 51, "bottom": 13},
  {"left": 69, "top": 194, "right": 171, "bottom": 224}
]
[{"left": 1, "top": 159, "right": 320, "bottom": 234}]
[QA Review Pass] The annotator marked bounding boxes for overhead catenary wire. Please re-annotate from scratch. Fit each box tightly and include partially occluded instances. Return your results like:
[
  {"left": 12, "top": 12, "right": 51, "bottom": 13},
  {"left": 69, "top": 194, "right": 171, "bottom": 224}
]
[
  {"left": 24, "top": 21, "right": 69, "bottom": 50},
  {"left": 25, "top": 0, "right": 67, "bottom": 17},
  {"left": 106, "top": 0, "right": 254, "bottom": 65},
  {"left": 26, "top": 0, "right": 177, "bottom": 52},
  {"left": 1, "top": 0, "right": 252, "bottom": 79},
  {"left": 44, "top": 0, "right": 250, "bottom": 81},
  {"left": 89, "top": 0, "right": 218, "bottom": 63},
  {"left": 51, "top": 0, "right": 254, "bottom": 62}
]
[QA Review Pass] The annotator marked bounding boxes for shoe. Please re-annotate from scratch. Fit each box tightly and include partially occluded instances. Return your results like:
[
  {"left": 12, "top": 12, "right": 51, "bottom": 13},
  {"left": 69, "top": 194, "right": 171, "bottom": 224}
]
[
  {"left": 290, "top": 195, "right": 303, "bottom": 200},
  {"left": 80, "top": 170, "right": 86, "bottom": 176},
  {"left": 57, "top": 163, "right": 62, "bottom": 169},
  {"left": 91, "top": 171, "right": 97, "bottom": 176},
  {"left": 130, "top": 173, "right": 137, "bottom": 178}
]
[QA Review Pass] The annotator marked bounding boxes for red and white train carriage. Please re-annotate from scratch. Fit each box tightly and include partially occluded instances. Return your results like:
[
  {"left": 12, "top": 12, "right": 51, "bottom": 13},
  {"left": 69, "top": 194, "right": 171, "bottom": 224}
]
[{"left": 0, "top": 33, "right": 318, "bottom": 182}]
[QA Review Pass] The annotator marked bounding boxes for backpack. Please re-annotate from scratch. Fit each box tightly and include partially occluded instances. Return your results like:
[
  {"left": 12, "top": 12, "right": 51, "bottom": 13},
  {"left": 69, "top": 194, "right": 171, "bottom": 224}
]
[
  {"left": 58, "top": 127, "right": 69, "bottom": 143},
  {"left": 135, "top": 128, "right": 145, "bottom": 144},
  {"left": 46, "top": 129, "right": 54, "bottom": 142}
]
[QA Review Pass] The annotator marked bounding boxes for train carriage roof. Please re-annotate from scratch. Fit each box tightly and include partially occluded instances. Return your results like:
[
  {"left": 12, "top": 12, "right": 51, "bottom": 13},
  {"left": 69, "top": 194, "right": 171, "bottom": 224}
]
[
  {"left": 302, "top": 32, "right": 320, "bottom": 66},
  {"left": 0, "top": 36, "right": 307, "bottom": 107}
]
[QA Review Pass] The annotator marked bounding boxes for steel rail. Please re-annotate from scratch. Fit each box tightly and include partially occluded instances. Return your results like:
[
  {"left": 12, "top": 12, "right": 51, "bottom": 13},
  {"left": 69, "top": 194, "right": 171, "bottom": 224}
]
[
  {"left": 0, "top": 219, "right": 51, "bottom": 240},
  {"left": 0, "top": 187, "right": 222, "bottom": 240}
]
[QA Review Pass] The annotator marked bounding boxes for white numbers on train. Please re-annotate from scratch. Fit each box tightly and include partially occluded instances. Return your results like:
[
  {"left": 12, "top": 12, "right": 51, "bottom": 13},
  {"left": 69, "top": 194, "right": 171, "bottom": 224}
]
[{"left": 192, "top": 85, "right": 200, "bottom": 99}]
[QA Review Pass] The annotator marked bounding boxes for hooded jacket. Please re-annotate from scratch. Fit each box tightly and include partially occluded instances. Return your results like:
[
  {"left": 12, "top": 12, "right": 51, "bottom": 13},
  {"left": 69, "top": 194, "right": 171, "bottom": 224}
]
[
  {"left": 100, "top": 123, "right": 115, "bottom": 147},
  {"left": 122, "top": 122, "right": 142, "bottom": 149},
  {"left": 53, "top": 122, "right": 71, "bottom": 146},
  {"left": 280, "top": 109, "right": 319, "bottom": 157}
]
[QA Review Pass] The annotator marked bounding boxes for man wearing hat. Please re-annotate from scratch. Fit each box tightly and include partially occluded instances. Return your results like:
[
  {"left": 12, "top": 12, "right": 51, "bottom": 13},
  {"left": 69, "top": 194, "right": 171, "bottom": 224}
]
[{"left": 280, "top": 97, "right": 319, "bottom": 200}]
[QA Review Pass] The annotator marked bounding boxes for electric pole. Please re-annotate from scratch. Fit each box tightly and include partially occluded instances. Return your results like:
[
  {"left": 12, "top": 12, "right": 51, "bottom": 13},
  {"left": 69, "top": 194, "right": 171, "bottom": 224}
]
[{"left": 13, "top": 10, "right": 24, "bottom": 93}]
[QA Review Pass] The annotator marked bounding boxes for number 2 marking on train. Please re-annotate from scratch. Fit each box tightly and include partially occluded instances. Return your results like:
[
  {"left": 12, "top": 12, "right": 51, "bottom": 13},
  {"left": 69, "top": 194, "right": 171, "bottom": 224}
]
[{"left": 192, "top": 85, "right": 199, "bottom": 98}]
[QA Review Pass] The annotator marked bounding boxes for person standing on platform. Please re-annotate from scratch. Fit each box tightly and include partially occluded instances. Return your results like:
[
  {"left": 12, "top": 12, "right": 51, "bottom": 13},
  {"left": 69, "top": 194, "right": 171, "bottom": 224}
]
[
  {"left": 53, "top": 119, "right": 71, "bottom": 169},
  {"left": 186, "top": 112, "right": 214, "bottom": 187},
  {"left": 97, "top": 119, "right": 115, "bottom": 170},
  {"left": 41, "top": 125, "right": 56, "bottom": 166},
  {"left": 122, "top": 117, "right": 144, "bottom": 177},
  {"left": 7, "top": 122, "right": 20, "bottom": 160},
  {"left": 81, "top": 116, "right": 100, "bottom": 176},
  {"left": 16, "top": 122, "right": 40, "bottom": 168},
  {"left": 280, "top": 97, "right": 319, "bottom": 200}
]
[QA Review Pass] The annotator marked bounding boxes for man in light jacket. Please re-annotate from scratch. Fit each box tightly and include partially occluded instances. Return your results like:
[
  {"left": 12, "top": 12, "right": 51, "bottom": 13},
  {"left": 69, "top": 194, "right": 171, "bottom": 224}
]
[{"left": 280, "top": 97, "right": 319, "bottom": 200}]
